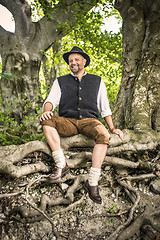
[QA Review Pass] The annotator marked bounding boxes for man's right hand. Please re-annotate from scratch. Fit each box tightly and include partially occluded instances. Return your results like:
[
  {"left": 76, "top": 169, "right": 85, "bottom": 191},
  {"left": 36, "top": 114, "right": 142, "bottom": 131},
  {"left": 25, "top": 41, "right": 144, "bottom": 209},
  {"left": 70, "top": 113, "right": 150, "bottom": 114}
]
[{"left": 40, "top": 111, "right": 53, "bottom": 121}]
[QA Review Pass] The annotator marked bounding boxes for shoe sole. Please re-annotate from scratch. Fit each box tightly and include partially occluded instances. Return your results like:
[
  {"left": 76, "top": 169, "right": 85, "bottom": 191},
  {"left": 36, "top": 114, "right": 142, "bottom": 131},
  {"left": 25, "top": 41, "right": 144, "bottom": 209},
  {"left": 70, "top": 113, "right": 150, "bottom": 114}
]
[
  {"left": 48, "top": 169, "right": 70, "bottom": 183},
  {"left": 83, "top": 183, "right": 102, "bottom": 204}
]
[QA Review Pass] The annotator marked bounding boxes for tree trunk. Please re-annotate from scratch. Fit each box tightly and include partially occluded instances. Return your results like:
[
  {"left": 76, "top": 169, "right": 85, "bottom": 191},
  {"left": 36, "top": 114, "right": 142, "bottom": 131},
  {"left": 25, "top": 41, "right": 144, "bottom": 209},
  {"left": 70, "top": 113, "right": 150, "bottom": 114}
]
[
  {"left": 113, "top": 0, "right": 160, "bottom": 132},
  {"left": 1, "top": 54, "right": 41, "bottom": 121},
  {"left": 0, "top": 0, "right": 98, "bottom": 121}
]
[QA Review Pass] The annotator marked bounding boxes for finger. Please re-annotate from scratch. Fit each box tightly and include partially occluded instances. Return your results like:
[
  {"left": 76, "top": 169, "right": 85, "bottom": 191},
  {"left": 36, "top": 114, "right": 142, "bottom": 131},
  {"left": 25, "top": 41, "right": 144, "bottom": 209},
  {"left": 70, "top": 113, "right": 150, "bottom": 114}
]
[
  {"left": 119, "top": 131, "right": 123, "bottom": 140},
  {"left": 41, "top": 114, "right": 48, "bottom": 121},
  {"left": 115, "top": 129, "right": 123, "bottom": 140},
  {"left": 40, "top": 111, "right": 53, "bottom": 121},
  {"left": 47, "top": 112, "right": 53, "bottom": 119},
  {"left": 40, "top": 115, "right": 45, "bottom": 121},
  {"left": 120, "top": 134, "right": 123, "bottom": 140},
  {"left": 44, "top": 114, "right": 49, "bottom": 120}
]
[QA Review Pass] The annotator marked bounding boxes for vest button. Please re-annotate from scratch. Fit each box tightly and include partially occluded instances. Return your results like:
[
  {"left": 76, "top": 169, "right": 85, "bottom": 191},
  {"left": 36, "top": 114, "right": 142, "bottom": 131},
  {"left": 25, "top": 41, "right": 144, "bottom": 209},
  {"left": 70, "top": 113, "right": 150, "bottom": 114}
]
[
  {"left": 79, "top": 87, "right": 82, "bottom": 90},
  {"left": 79, "top": 97, "right": 82, "bottom": 100}
]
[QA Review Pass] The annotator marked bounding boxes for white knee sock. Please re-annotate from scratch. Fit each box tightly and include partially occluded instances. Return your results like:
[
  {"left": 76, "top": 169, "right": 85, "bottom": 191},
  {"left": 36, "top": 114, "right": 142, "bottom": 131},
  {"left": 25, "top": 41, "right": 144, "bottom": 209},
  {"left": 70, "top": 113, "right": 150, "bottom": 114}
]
[
  {"left": 52, "top": 149, "right": 66, "bottom": 168},
  {"left": 88, "top": 167, "right": 101, "bottom": 186}
]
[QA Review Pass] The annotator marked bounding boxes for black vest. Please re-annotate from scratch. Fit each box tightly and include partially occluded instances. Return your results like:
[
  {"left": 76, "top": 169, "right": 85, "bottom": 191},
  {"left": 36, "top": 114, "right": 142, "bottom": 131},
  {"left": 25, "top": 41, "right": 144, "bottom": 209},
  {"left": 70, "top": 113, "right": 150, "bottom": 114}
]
[{"left": 57, "top": 73, "right": 101, "bottom": 119}]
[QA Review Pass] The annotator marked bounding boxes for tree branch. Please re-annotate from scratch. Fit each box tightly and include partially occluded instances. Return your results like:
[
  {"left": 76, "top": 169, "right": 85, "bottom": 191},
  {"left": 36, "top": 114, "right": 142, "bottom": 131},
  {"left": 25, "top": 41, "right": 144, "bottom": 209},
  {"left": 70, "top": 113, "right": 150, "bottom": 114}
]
[
  {"left": 0, "top": 26, "right": 12, "bottom": 51},
  {"left": 0, "top": 0, "right": 13, "bottom": 11},
  {"left": 0, "top": 0, "right": 32, "bottom": 37},
  {"left": 34, "top": 0, "right": 99, "bottom": 51}
]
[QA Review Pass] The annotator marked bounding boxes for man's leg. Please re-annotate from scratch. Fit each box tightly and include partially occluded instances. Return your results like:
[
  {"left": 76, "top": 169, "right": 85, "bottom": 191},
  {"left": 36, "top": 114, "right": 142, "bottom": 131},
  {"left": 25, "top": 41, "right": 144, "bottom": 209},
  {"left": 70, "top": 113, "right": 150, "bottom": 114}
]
[
  {"left": 43, "top": 125, "right": 68, "bottom": 182},
  {"left": 84, "top": 144, "right": 108, "bottom": 204},
  {"left": 43, "top": 125, "right": 61, "bottom": 152},
  {"left": 41, "top": 116, "right": 78, "bottom": 182},
  {"left": 89, "top": 143, "right": 107, "bottom": 186},
  {"left": 80, "top": 119, "right": 110, "bottom": 204},
  {"left": 92, "top": 143, "right": 108, "bottom": 169}
]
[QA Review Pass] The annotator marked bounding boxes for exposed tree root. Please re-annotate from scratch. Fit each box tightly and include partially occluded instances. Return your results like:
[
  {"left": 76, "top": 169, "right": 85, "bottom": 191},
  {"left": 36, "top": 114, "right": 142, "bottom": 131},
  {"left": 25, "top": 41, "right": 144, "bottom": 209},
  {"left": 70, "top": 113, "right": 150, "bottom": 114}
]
[
  {"left": 24, "top": 176, "right": 60, "bottom": 238},
  {"left": 0, "top": 141, "right": 51, "bottom": 178},
  {"left": 120, "top": 172, "right": 157, "bottom": 181},
  {"left": 105, "top": 172, "right": 160, "bottom": 240},
  {"left": 0, "top": 130, "right": 159, "bottom": 178},
  {"left": 107, "top": 179, "right": 141, "bottom": 240},
  {"left": 0, "top": 130, "right": 160, "bottom": 239},
  {"left": 12, "top": 173, "right": 87, "bottom": 219},
  {"left": 0, "top": 190, "right": 24, "bottom": 199},
  {"left": 117, "top": 194, "right": 160, "bottom": 240}
]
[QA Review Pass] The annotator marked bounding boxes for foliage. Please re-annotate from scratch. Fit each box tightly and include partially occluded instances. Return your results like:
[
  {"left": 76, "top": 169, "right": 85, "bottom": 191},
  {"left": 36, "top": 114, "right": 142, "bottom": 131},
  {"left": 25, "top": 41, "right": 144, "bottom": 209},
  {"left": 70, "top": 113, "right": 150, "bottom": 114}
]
[
  {"left": 0, "top": 72, "right": 17, "bottom": 80},
  {"left": 41, "top": 1, "right": 122, "bottom": 108},
  {"left": 28, "top": 0, "right": 122, "bottom": 106},
  {"left": 0, "top": 62, "right": 45, "bottom": 145},
  {"left": 0, "top": 98, "right": 45, "bottom": 146},
  {"left": 108, "top": 204, "right": 118, "bottom": 214}
]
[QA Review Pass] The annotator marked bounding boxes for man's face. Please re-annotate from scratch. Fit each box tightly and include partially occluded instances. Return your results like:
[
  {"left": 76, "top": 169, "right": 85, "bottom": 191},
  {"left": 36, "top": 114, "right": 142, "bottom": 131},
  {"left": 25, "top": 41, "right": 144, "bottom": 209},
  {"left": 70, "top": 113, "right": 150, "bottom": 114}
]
[{"left": 68, "top": 53, "right": 86, "bottom": 74}]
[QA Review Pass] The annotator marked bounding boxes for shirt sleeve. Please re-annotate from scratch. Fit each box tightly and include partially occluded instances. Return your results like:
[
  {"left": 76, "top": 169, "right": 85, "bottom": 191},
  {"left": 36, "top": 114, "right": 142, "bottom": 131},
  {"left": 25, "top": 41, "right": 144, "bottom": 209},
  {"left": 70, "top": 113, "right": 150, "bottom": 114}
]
[
  {"left": 43, "top": 79, "right": 61, "bottom": 111},
  {"left": 97, "top": 80, "right": 112, "bottom": 118}
]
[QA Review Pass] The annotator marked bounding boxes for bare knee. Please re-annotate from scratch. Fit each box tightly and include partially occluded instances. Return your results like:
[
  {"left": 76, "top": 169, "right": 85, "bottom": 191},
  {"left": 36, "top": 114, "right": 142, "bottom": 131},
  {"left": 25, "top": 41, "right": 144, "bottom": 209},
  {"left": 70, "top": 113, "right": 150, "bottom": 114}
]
[
  {"left": 95, "top": 125, "right": 110, "bottom": 144},
  {"left": 43, "top": 124, "right": 51, "bottom": 134},
  {"left": 43, "top": 124, "right": 50, "bottom": 131},
  {"left": 43, "top": 125, "right": 58, "bottom": 137}
]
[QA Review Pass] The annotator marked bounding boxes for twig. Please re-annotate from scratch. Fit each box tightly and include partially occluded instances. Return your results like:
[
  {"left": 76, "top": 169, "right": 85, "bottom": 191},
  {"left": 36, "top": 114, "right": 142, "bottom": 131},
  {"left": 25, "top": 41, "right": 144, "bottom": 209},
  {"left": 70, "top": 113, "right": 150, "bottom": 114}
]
[
  {"left": 6, "top": 131, "right": 20, "bottom": 139},
  {"left": 91, "top": 210, "right": 128, "bottom": 219},
  {"left": 105, "top": 211, "right": 128, "bottom": 217},
  {"left": 25, "top": 197, "right": 59, "bottom": 238}
]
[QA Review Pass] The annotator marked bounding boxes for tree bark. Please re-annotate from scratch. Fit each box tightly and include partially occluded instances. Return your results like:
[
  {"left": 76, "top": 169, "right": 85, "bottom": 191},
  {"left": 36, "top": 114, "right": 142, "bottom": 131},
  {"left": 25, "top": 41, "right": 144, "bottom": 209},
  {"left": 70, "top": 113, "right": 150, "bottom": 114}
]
[{"left": 113, "top": 0, "right": 160, "bottom": 132}]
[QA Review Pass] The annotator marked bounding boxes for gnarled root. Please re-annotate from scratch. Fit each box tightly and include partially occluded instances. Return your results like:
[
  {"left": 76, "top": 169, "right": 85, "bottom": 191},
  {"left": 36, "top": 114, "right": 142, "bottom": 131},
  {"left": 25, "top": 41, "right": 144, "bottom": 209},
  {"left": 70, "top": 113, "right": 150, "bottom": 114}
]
[
  {"left": 0, "top": 130, "right": 159, "bottom": 178},
  {"left": 12, "top": 173, "right": 87, "bottom": 220},
  {"left": 117, "top": 195, "right": 160, "bottom": 240}
]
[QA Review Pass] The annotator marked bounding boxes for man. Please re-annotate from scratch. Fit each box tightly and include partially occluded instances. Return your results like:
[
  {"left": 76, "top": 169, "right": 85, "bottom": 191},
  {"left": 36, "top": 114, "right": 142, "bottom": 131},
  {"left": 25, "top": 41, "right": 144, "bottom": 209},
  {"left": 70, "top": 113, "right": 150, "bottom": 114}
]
[{"left": 40, "top": 46, "right": 123, "bottom": 204}]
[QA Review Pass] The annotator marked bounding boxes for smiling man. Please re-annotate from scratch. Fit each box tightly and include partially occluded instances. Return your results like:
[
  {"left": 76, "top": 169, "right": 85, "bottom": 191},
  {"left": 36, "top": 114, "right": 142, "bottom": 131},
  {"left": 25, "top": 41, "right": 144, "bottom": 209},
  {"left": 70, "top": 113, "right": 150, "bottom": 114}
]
[{"left": 40, "top": 46, "right": 123, "bottom": 204}]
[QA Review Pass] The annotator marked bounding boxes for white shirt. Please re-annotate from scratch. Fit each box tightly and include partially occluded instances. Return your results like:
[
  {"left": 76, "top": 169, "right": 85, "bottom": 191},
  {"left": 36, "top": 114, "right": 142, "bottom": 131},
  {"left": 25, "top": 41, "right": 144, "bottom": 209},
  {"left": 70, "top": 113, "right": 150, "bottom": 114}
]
[{"left": 44, "top": 74, "right": 112, "bottom": 118}]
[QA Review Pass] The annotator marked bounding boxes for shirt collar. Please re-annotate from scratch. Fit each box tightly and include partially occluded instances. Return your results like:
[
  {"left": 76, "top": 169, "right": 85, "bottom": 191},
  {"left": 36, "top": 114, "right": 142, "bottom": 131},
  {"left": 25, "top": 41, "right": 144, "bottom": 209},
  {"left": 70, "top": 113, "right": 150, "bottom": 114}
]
[{"left": 71, "top": 71, "right": 87, "bottom": 77}]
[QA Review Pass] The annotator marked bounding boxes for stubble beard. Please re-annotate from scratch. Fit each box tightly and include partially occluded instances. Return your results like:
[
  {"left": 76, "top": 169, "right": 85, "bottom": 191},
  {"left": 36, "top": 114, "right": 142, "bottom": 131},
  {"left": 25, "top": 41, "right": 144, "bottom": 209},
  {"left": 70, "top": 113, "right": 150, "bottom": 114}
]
[{"left": 70, "top": 64, "right": 83, "bottom": 74}]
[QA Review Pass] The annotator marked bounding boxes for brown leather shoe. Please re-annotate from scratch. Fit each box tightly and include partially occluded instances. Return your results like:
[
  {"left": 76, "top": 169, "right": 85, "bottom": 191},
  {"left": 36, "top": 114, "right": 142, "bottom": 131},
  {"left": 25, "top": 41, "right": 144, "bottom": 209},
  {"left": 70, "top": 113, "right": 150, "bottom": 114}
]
[
  {"left": 49, "top": 164, "right": 70, "bottom": 183},
  {"left": 84, "top": 180, "right": 102, "bottom": 204}
]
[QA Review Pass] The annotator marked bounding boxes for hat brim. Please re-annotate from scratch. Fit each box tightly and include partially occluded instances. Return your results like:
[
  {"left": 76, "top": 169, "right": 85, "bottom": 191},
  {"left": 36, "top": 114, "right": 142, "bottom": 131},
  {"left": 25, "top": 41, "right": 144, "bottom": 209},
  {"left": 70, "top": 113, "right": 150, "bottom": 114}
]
[{"left": 63, "top": 51, "right": 90, "bottom": 67}]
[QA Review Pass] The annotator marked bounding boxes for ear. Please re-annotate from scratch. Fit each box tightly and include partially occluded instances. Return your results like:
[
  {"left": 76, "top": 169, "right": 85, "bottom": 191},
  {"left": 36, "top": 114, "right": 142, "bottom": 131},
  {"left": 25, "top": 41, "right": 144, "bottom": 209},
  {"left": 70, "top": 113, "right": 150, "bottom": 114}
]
[{"left": 83, "top": 58, "right": 86, "bottom": 66}]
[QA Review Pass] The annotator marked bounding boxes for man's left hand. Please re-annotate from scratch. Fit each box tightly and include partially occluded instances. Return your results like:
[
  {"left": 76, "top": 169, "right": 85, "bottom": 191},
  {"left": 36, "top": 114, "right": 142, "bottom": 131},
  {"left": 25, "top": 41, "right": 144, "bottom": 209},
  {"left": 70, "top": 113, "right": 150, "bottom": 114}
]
[{"left": 112, "top": 129, "right": 123, "bottom": 140}]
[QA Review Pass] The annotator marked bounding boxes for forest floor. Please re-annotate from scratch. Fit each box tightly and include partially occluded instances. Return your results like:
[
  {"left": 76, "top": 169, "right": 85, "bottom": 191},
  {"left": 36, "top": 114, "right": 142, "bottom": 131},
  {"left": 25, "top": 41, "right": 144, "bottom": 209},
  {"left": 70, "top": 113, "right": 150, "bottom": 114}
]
[{"left": 0, "top": 152, "right": 160, "bottom": 240}]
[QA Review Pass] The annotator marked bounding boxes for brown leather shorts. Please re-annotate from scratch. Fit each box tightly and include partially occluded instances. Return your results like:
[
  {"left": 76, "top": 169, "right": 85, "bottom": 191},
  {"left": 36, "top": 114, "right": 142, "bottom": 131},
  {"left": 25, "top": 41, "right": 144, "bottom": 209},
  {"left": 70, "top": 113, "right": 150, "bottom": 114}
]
[{"left": 40, "top": 116, "right": 110, "bottom": 144}]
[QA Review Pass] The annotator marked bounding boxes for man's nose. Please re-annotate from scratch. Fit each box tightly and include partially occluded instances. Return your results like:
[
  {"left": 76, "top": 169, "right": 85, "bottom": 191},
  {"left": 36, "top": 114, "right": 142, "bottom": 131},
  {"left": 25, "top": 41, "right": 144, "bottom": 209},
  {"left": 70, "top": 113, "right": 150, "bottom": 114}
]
[{"left": 72, "top": 59, "right": 77, "bottom": 64}]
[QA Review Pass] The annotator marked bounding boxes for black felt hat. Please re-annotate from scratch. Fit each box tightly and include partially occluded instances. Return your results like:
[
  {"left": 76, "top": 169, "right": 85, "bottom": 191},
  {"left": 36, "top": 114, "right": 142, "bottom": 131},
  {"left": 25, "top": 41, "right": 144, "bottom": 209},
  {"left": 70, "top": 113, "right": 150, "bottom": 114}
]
[{"left": 63, "top": 46, "right": 90, "bottom": 67}]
